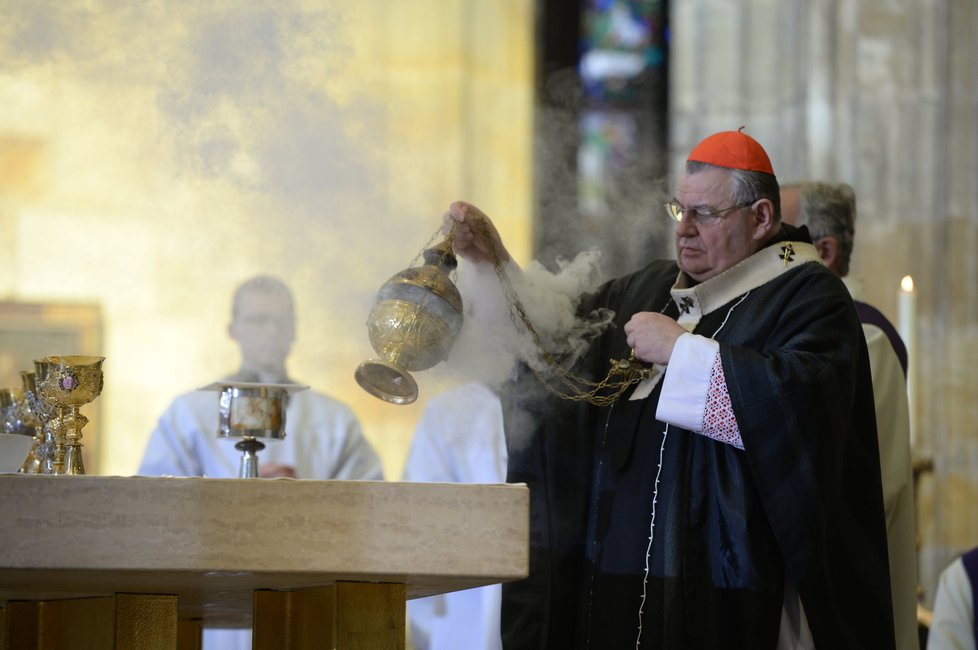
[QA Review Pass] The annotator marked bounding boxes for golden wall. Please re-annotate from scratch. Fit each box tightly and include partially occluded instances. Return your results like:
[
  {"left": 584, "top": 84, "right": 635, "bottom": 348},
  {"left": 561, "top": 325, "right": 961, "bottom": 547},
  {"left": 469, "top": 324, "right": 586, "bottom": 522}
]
[{"left": 0, "top": 0, "right": 534, "bottom": 479}]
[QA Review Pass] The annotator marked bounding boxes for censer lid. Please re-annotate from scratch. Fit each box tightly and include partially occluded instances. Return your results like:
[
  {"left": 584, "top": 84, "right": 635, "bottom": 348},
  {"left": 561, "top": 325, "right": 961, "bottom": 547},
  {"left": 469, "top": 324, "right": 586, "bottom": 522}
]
[{"left": 354, "top": 360, "right": 419, "bottom": 405}]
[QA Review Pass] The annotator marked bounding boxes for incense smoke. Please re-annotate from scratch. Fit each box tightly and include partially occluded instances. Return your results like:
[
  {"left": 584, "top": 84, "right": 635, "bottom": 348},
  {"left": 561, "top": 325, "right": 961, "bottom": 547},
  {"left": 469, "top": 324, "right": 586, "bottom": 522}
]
[{"left": 443, "top": 248, "right": 614, "bottom": 392}]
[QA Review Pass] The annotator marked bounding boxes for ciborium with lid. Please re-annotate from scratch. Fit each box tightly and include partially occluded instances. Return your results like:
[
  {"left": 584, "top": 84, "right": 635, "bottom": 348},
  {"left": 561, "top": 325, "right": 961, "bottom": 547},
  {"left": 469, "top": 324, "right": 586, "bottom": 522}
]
[{"left": 200, "top": 381, "right": 307, "bottom": 478}]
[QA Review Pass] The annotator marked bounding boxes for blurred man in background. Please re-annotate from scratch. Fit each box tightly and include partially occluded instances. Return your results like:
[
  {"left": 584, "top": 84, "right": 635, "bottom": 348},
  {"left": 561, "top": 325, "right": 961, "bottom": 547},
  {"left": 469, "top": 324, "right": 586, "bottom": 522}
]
[
  {"left": 138, "top": 274, "right": 383, "bottom": 649},
  {"left": 782, "top": 181, "right": 918, "bottom": 650},
  {"left": 402, "top": 381, "right": 506, "bottom": 650}
]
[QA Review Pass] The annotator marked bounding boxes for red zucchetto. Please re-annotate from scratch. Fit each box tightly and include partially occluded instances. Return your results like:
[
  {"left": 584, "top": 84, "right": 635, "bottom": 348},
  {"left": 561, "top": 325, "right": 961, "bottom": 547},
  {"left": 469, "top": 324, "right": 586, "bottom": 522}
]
[{"left": 687, "top": 127, "right": 775, "bottom": 177}]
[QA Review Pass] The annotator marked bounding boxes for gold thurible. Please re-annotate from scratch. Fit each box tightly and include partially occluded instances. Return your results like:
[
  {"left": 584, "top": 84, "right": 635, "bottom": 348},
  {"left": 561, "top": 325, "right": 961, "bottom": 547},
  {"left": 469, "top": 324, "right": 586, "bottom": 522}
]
[
  {"left": 356, "top": 208, "right": 653, "bottom": 407},
  {"left": 355, "top": 237, "right": 464, "bottom": 405}
]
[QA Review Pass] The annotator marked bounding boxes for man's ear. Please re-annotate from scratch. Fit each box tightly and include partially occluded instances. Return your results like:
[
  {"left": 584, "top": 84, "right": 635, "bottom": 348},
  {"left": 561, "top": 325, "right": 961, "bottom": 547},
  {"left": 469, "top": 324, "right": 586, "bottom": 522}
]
[
  {"left": 815, "top": 236, "right": 839, "bottom": 270},
  {"left": 751, "top": 198, "right": 777, "bottom": 241}
]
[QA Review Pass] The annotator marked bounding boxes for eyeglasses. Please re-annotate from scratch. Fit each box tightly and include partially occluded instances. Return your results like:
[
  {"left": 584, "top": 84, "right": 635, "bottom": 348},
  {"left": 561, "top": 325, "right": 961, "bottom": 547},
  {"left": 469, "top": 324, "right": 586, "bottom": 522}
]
[
  {"left": 237, "top": 314, "right": 293, "bottom": 328},
  {"left": 664, "top": 199, "right": 756, "bottom": 227}
]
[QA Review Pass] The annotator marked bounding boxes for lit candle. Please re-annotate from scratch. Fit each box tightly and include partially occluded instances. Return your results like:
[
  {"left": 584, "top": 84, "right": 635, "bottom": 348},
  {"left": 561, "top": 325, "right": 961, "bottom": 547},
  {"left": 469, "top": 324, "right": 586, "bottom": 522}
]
[{"left": 897, "top": 275, "right": 917, "bottom": 449}]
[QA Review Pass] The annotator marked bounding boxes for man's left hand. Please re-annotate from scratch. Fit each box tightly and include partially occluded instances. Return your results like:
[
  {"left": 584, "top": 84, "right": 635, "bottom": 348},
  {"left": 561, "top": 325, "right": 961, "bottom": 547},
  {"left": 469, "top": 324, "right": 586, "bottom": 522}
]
[{"left": 624, "top": 312, "right": 685, "bottom": 365}]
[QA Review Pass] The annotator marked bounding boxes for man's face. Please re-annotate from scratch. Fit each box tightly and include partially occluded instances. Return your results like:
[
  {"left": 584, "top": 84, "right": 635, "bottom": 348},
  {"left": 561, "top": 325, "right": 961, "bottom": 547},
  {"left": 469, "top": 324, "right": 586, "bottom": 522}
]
[
  {"left": 229, "top": 290, "right": 295, "bottom": 371},
  {"left": 673, "top": 167, "right": 765, "bottom": 282}
]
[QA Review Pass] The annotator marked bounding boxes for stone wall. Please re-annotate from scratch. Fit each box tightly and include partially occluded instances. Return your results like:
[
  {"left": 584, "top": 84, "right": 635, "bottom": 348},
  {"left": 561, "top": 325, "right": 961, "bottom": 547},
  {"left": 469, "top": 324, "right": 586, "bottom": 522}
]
[{"left": 670, "top": 0, "right": 978, "bottom": 605}]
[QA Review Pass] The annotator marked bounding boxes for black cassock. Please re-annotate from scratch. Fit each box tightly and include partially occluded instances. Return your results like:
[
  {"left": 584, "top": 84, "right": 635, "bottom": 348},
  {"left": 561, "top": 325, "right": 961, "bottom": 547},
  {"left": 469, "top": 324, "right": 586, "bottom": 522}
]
[{"left": 500, "top": 226, "right": 894, "bottom": 649}]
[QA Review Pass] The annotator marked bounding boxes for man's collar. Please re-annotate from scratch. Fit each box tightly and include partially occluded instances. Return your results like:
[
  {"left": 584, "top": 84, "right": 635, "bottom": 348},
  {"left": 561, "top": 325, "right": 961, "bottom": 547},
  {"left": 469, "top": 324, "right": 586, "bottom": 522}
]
[
  {"left": 671, "top": 235, "right": 822, "bottom": 326},
  {"left": 776, "top": 222, "right": 814, "bottom": 245}
]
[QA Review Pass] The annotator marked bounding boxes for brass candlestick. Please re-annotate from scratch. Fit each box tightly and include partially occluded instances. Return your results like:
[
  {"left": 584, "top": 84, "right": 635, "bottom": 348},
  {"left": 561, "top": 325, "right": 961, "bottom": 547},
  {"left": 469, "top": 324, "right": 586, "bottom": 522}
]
[{"left": 35, "top": 355, "right": 104, "bottom": 475}]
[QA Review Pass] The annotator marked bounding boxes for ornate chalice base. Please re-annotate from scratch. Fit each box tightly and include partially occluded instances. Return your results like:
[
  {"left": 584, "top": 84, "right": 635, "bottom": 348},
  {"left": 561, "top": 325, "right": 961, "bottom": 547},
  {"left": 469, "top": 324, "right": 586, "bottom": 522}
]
[
  {"left": 35, "top": 355, "right": 105, "bottom": 475},
  {"left": 200, "top": 381, "right": 308, "bottom": 479}
]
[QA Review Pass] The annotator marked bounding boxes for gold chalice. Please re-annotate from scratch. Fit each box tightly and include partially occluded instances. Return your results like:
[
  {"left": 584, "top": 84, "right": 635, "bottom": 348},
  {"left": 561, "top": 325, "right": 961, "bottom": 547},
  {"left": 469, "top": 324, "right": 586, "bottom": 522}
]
[
  {"left": 0, "top": 388, "right": 20, "bottom": 431},
  {"left": 21, "top": 370, "right": 56, "bottom": 474},
  {"left": 1, "top": 382, "right": 43, "bottom": 473},
  {"left": 32, "top": 360, "right": 64, "bottom": 474},
  {"left": 355, "top": 238, "right": 464, "bottom": 405},
  {"left": 35, "top": 355, "right": 104, "bottom": 475}
]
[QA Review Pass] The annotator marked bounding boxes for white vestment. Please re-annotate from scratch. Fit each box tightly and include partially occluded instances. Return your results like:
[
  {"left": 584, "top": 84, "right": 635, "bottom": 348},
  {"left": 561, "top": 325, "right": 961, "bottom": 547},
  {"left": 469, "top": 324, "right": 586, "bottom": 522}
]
[
  {"left": 846, "top": 278, "right": 919, "bottom": 650},
  {"left": 929, "top": 555, "right": 976, "bottom": 650},
  {"left": 401, "top": 382, "right": 507, "bottom": 650},
  {"left": 139, "top": 387, "right": 383, "bottom": 481}
]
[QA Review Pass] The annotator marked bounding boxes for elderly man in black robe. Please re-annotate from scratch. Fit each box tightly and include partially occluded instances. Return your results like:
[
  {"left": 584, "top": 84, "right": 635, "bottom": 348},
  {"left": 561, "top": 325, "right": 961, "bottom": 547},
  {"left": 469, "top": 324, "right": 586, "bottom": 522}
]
[{"left": 445, "top": 129, "right": 894, "bottom": 649}]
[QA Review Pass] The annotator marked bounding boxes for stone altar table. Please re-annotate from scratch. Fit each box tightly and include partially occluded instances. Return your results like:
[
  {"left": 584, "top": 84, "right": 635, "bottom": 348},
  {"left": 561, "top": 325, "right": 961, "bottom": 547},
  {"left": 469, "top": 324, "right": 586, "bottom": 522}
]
[{"left": 0, "top": 475, "right": 529, "bottom": 649}]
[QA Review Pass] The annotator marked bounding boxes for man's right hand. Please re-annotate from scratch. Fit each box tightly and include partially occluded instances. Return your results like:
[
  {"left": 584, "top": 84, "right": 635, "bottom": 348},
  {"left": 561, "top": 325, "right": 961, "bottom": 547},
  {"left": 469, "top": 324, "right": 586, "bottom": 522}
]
[
  {"left": 259, "top": 463, "right": 296, "bottom": 479},
  {"left": 442, "top": 200, "right": 511, "bottom": 266}
]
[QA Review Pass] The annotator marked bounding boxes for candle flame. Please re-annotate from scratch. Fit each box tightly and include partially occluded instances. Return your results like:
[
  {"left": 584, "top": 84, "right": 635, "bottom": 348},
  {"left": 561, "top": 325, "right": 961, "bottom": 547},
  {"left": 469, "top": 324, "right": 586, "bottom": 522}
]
[{"left": 901, "top": 275, "right": 915, "bottom": 293}]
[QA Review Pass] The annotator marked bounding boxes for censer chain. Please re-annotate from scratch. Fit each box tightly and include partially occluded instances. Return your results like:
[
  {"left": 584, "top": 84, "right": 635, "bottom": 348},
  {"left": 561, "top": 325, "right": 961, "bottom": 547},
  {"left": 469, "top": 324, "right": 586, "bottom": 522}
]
[{"left": 464, "top": 218, "right": 653, "bottom": 407}]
